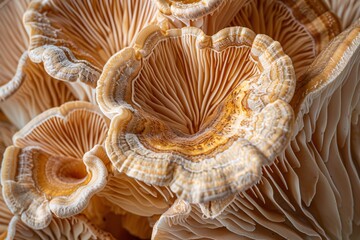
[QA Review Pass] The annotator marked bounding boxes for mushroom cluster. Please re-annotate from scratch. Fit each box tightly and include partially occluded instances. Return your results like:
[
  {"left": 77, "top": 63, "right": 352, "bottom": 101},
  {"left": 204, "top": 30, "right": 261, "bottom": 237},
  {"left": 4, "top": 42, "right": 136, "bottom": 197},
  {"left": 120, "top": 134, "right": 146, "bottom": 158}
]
[{"left": 0, "top": 0, "right": 359, "bottom": 239}]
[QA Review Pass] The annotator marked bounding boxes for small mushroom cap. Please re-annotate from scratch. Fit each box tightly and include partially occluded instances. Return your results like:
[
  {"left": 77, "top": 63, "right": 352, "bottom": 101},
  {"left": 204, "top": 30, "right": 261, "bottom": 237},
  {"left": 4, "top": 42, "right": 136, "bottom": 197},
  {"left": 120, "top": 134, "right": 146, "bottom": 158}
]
[
  {"left": 24, "top": 0, "right": 158, "bottom": 102},
  {"left": 1, "top": 101, "right": 110, "bottom": 230},
  {"left": 97, "top": 25, "right": 295, "bottom": 205},
  {"left": 0, "top": 52, "right": 76, "bottom": 129}
]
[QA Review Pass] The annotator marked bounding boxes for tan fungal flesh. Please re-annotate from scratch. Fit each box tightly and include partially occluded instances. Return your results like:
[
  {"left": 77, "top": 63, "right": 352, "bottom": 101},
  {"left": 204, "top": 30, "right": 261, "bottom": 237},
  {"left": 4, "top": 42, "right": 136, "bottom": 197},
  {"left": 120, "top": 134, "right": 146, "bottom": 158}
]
[
  {"left": 155, "top": 0, "right": 225, "bottom": 20},
  {"left": 98, "top": 173, "right": 175, "bottom": 217},
  {"left": 0, "top": 0, "right": 29, "bottom": 86},
  {"left": 6, "top": 215, "right": 116, "bottom": 240},
  {"left": 97, "top": 26, "right": 295, "bottom": 203},
  {"left": 323, "top": 0, "right": 360, "bottom": 30},
  {"left": 134, "top": 38, "right": 258, "bottom": 135},
  {"left": 24, "top": 0, "right": 158, "bottom": 88},
  {"left": 228, "top": 0, "right": 340, "bottom": 79},
  {"left": 1, "top": 102, "right": 110, "bottom": 229},
  {"left": 0, "top": 186, "right": 13, "bottom": 237},
  {"left": 0, "top": 52, "right": 76, "bottom": 129},
  {"left": 13, "top": 102, "right": 109, "bottom": 159},
  {"left": 158, "top": 0, "right": 340, "bottom": 79}
]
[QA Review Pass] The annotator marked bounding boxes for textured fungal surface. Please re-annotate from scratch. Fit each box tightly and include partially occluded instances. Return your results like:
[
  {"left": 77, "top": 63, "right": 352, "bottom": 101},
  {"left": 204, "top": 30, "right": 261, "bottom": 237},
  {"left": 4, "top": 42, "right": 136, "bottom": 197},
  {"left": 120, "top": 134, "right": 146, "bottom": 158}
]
[
  {"left": 6, "top": 214, "right": 116, "bottom": 240},
  {"left": 24, "top": 0, "right": 158, "bottom": 97},
  {"left": 228, "top": 0, "right": 340, "bottom": 79},
  {"left": 152, "top": 19, "right": 360, "bottom": 240},
  {"left": 155, "top": 0, "right": 226, "bottom": 20},
  {"left": 157, "top": 0, "right": 341, "bottom": 64},
  {"left": 0, "top": 0, "right": 29, "bottom": 85},
  {"left": 1, "top": 102, "right": 110, "bottom": 229},
  {"left": 98, "top": 172, "right": 175, "bottom": 217},
  {"left": 98, "top": 25, "right": 295, "bottom": 204},
  {"left": 0, "top": 52, "right": 76, "bottom": 129},
  {"left": 0, "top": 0, "right": 359, "bottom": 239},
  {"left": 323, "top": 0, "right": 360, "bottom": 29}
]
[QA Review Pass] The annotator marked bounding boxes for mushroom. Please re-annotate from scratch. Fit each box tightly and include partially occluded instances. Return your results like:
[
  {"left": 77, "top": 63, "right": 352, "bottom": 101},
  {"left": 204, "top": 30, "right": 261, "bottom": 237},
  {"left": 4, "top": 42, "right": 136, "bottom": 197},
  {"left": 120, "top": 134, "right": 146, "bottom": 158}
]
[
  {"left": 1, "top": 101, "right": 110, "bottom": 229},
  {"left": 97, "top": 25, "right": 295, "bottom": 213},
  {"left": 24, "top": 0, "right": 158, "bottom": 102},
  {"left": 152, "top": 19, "right": 360, "bottom": 240},
  {"left": 0, "top": 52, "right": 76, "bottom": 129},
  {"left": 323, "top": 0, "right": 360, "bottom": 30}
]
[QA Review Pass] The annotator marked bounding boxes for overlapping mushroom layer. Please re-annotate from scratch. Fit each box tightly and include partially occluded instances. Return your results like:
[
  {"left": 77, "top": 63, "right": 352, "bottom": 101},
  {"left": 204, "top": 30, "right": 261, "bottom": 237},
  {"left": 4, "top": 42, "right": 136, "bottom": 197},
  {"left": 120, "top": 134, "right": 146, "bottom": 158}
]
[
  {"left": 24, "top": 0, "right": 158, "bottom": 102},
  {"left": 152, "top": 19, "right": 360, "bottom": 240},
  {"left": 97, "top": 25, "right": 296, "bottom": 204},
  {"left": 1, "top": 102, "right": 110, "bottom": 229}
]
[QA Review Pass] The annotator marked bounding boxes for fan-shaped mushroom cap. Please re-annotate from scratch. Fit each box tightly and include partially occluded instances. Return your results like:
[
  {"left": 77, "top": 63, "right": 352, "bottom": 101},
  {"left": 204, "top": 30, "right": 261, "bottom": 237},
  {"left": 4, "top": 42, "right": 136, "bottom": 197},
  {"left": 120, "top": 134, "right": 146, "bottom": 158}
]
[
  {"left": 5, "top": 215, "right": 115, "bottom": 240},
  {"left": 152, "top": 20, "right": 360, "bottom": 240},
  {"left": 24, "top": 0, "right": 158, "bottom": 102},
  {"left": 98, "top": 172, "right": 174, "bottom": 217},
  {"left": 0, "top": 52, "right": 76, "bottom": 129},
  {"left": 323, "top": 0, "right": 360, "bottom": 30},
  {"left": 97, "top": 25, "right": 295, "bottom": 206},
  {"left": 0, "top": 0, "right": 29, "bottom": 86},
  {"left": 1, "top": 101, "right": 110, "bottom": 230}
]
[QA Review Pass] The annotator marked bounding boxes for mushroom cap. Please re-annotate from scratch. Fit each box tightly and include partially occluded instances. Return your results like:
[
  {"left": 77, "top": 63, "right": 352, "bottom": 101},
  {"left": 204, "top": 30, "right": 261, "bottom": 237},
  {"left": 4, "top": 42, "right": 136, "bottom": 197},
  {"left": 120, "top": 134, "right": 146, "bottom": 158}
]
[
  {"left": 24, "top": 0, "right": 158, "bottom": 102},
  {"left": 97, "top": 25, "right": 295, "bottom": 204},
  {"left": 0, "top": 52, "right": 76, "bottom": 129},
  {"left": 152, "top": 20, "right": 360, "bottom": 240},
  {"left": 1, "top": 101, "right": 110, "bottom": 229},
  {"left": 0, "top": 0, "right": 29, "bottom": 86}
]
